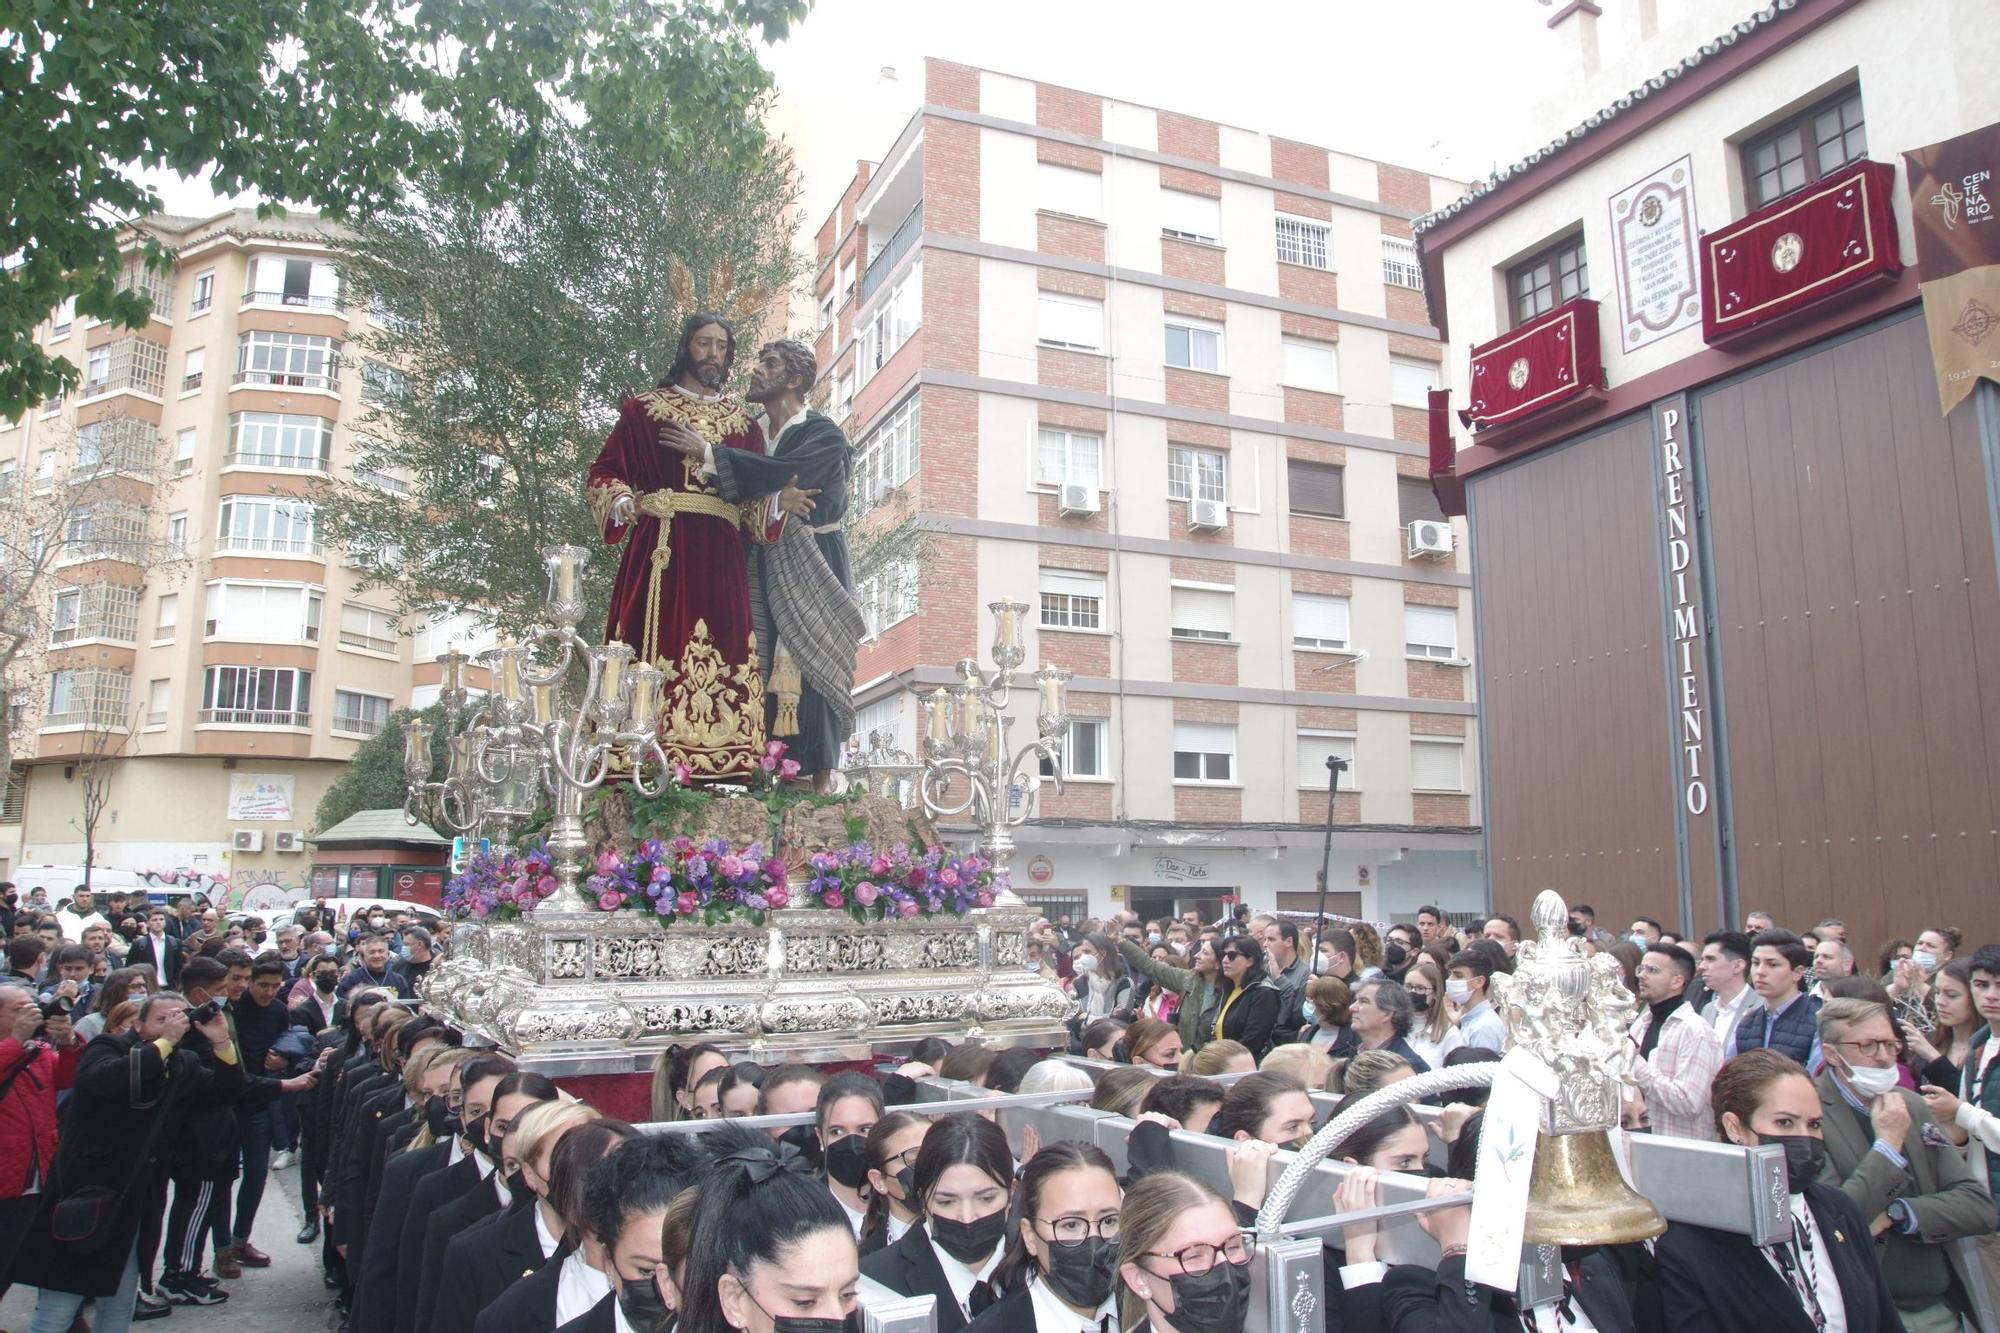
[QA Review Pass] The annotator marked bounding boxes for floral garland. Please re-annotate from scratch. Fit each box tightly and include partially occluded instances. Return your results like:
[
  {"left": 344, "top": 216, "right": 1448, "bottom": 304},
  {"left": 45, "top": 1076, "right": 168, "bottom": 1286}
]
[{"left": 440, "top": 837, "right": 999, "bottom": 927}]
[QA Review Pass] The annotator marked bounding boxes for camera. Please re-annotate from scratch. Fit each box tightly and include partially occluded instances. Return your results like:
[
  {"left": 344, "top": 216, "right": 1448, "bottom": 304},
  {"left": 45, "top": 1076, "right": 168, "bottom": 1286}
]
[
  {"left": 1567, "top": 918, "right": 1587, "bottom": 937},
  {"left": 38, "top": 996, "right": 71, "bottom": 1020},
  {"left": 187, "top": 999, "right": 224, "bottom": 1024}
]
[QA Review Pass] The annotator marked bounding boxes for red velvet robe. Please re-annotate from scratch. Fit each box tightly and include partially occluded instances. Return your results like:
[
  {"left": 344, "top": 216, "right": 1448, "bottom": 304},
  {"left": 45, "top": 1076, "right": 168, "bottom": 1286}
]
[{"left": 586, "top": 388, "right": 772, "bottom": 783}]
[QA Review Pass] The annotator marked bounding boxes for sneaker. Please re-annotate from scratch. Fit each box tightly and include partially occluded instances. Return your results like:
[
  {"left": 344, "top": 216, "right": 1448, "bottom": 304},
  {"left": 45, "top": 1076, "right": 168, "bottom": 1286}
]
[
  {"left": 271, "top": 1149, "right": 297, "bottom": 1169},
  {"left": 159, "top": 1275, "right": 228, "bottom": 1306}
]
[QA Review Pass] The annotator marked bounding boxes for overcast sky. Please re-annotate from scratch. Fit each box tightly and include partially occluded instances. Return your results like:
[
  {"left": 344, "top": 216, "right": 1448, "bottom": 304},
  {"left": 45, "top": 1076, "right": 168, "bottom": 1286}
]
[{"left": 149, "top": 1, "right": 1557, "bottom": 237}]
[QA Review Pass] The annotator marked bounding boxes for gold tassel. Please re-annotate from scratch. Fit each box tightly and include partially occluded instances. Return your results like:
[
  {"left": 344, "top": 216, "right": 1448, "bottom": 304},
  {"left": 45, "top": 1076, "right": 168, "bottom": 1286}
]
[{"left": 770, "top": 646, "right": 801, "bottom": 737}]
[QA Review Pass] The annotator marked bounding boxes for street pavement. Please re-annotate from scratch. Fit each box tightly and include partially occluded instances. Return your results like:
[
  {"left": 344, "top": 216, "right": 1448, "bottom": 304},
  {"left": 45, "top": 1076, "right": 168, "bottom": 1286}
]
[{"left": 0, "top": 1163, "right": 339, "bottom": 1333}]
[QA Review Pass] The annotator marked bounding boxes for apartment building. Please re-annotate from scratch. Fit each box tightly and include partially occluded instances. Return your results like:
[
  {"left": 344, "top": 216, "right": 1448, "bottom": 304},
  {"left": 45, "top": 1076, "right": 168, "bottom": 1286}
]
[
  {"left": 0, "top": 209, "right": 493, "bottom": 895},
  {"left": 818, "top": 61, "right": 1482, "bottom": 925}
]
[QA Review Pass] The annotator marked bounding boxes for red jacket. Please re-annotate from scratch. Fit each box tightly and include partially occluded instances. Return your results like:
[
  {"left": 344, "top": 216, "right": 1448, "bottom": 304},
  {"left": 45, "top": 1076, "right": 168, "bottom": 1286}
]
[{"left": 0, "top": 1035, "right": 81, "bottom": 1198}]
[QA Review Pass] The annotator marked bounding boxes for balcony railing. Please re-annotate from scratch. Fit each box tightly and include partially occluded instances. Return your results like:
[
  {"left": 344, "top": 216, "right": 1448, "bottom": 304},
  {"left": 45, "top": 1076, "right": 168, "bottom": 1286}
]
[
  {"left": 241, "top": 291, "right": 339, "bottom": 310},
  {"left": 231, "top": 370, "right": 340, "bottom": 392},
  {"left": 200, "top": 707, "right": 311, "bottom": 728},
  {"left": 338, "top": 629, "right": 397, "bottom": 655},
  {"left": 223, "top": 449, "right": 330, "bottom": 473},
  {"left": 215, "top": 535, "right": 324, "bottom": 558},
  {"left": 333, "top": 713, "right": 386, "bottom": 737},
  {"left": 861, "top": 204, "right": 923, "bottom": 303}
]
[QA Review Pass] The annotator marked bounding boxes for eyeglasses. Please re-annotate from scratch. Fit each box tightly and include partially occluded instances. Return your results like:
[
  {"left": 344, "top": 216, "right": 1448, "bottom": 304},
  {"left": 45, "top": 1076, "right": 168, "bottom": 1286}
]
[
  {"left": 445, "top": 1092, "right": 465, "bottom": 1111},
  {"left": 1144, "top": 1232, "right": 1256, "bottom": 1275},
  {"left": 1833, "top": 1038, "right": 1900, "bottom": 1059},
  {"left": 1035, "top": 1215, "right": 1122, "bottom": 1246},
  {"left": 887, "top": 1144, "right": 923, "bottom": 1171}
]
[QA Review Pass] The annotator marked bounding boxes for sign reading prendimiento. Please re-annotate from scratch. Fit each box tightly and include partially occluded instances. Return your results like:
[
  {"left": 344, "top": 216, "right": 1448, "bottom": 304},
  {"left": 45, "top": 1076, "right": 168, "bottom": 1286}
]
[{"left": 1609, "top": 157, "right": 1700, "bottom": 349}]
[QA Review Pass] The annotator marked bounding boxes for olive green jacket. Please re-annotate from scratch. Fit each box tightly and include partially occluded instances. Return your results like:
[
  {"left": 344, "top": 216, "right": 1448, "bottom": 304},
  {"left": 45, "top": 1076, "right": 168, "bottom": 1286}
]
[{"left": 1117, "top": 938, "right": 1220, "bottom": 1051}]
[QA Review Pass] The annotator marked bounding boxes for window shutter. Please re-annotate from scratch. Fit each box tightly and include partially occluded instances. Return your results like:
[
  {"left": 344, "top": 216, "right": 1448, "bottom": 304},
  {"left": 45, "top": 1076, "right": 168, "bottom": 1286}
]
[
  {"left": 1287, "top": 460, "right": 1344, "bottom": 517},
  {"left": 1404, "top": 605, "right": 1458, "bottom": 656},
  {"left": 1293, "top": 595, "right": 1349, "bottom": 648},
  {"left": 1390, "top": 356, "right": 1439, "bottom": 407},
  {"left": 1411, "top": 740, "right": 1464, "bottom": 792},
  {"left": 1161, "top": 191, "right": 1221, "bottom": 242},
  {"left": 1399, "top": 477, "right": 1447, "bottom": 525},
  {"left": 1281, "top": 338, "right": 1339, "bottom": 393},
  {"left": 1297, "top": 734, "right": 1356, "bottom": 789},
  {"left": 1170, "top": 587, "right": 1233, "bottom": 638}
]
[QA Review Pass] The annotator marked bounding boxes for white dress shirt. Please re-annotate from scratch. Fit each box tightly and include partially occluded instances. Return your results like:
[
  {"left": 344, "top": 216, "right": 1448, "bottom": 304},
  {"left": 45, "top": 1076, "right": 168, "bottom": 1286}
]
[
  {"left": 885, "top": 1213, "right": 913, "bottom": 1246},
  {"left": 555, "top": 1250, "right": 612, "bottom": 1324},
  {"left": 1025, "top": 1274, "right": 1116, "bottom": 1332},
  {"left": 1702, "top": 984, "right": 1756, "bottom": 1044},
  {"left": 839, "top": 1195, "right": 866, "bottom": 1239},
  {"left": 926, "top": 1224, "right": 1002, "bottom": 1321},
  {"left": 1759, "top": 1192, "right": 1848, "bottom": 1333},
  {"left": 533, "top": 1203, "right": 561, "bottom": 1260}
]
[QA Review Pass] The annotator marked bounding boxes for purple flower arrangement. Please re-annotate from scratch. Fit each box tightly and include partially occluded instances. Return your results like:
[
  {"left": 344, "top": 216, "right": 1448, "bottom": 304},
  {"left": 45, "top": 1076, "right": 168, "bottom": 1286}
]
[{"left": 440, "top": 836, "right": 999, "bottom": 927}]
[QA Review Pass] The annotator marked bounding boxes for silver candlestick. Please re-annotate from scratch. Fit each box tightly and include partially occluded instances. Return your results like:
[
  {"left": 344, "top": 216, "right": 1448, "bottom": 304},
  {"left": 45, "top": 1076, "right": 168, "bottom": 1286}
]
[{"left": 917, "top": 598, "right": 1072, "bottom": 906}]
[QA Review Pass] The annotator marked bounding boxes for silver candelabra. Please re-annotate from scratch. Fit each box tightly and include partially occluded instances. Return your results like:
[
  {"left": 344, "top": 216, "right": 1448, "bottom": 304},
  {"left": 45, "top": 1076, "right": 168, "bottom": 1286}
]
[
  {"left": 403, "top": 544, "right": 675, "bottom": 914},
  {"left": 916, "top": 598, "right": 1072, "bottom": 903}
]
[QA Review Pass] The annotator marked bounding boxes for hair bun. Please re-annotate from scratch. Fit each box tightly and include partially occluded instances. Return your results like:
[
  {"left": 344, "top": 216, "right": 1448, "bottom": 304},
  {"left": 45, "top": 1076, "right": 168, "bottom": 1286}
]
[{"left": 717, "top": 1140, "right": 808, "bottom": 1186}]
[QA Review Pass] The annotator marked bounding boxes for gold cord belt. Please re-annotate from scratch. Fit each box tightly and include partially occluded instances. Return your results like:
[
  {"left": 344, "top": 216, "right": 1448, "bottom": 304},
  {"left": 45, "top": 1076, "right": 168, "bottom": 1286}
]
[{"left": 635, "top": 489, "right": 744, "bottom": 663}]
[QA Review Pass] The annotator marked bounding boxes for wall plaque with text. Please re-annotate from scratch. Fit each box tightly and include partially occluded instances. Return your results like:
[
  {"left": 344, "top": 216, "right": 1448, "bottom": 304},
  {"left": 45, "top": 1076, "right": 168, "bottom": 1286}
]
[{"left": 1609, "top": 157, "right": 1701, "bottom": 349}]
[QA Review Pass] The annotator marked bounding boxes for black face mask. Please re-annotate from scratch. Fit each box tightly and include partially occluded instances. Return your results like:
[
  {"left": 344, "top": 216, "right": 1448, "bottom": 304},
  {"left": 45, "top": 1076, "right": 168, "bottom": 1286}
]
[
  {"left": 823, "top": 1135, "right": 870, "bottom": 1190},
  {"left": 743, "top": 1285, "right": 847, "bottom": 1333},
  {"left": 1167, "top": 1259, "right": 1251, "bottom": 1333},
  {"left": 466, "top": 1114, "right": 492, "bottom": 1157},
  {"left": 929, "top": 1208, "right": 1008, "bottom": 1265},
  {"left": 778, "top": 1124, "right": 824, "bottom": 1172},
  {"left": 425, "top": 1096, "right": 460, "bottom": 1140},
  {"left": 1041, "top": 1236, "right": 1119, "bottom": 1310},
  {"left": 892, "top": 1163, "right": 918, "bottom": 1202},
  {"left": 314, "top": 973, "right": 338, "bottom": 994},
  {"left": 616, "top": 1274, "right": 673, "bottom": 1333},
  {"left": 507, "top": 1171, "right": 536, "bottom": 1208},
  {"left": 1762, "top": 1133, "right": 1827, "bottom": 1194}
]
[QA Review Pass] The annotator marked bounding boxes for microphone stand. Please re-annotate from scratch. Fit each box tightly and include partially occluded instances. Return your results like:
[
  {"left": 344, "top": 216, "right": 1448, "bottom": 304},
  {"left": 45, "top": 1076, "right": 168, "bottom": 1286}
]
[{"left": 1310, "top": 754, "right": 1350, "bottom": 976}]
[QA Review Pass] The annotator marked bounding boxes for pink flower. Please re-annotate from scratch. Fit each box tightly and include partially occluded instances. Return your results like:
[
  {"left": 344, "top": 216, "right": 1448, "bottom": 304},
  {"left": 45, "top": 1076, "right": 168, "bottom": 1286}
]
[
  {"left": 673, "top": 763, "right": 694, "bottom": 787},
  {"left": 896, "top": 899, "right": 920, "bottom": 918},
  {"left": 762, "top": 858, "right": 788, "bottom": 883},
  {"left": 594, "top": 851, "right": 621, "bottom": 875},
  {"left": 974, "top": 891, "right": 993, "bottom": 908},
  {"left": 759, "top": 754, "right": 778, "bottom": 773},
  {"left": 855, "top": 881, "right": 879, "bottom": 906},
  {"left": 870, "top": 857, "right": 890, "bottom": 876},
  {"left": 675, "top": 891, "right": 698, "bottom": 915},
  {"left": 821, "top": 889, "right": 845, "bottom": 909},
  {"left": 718, "top": 854, "right": 746, "bottom": 879},
  {"left": 596, "top": 891, "right": 623, "bottom": 910},
  {"left": 765, "top": 740, "right": 787, "bottom": 759},
  {"left": 780, "top": 758, "right": 801, "bottom": 780},
  {"left": 938, "top": 868, "right": 960, "bottom": 888},
  {"left": 766, "top": 886, "right": 790, "bottom": 909}
]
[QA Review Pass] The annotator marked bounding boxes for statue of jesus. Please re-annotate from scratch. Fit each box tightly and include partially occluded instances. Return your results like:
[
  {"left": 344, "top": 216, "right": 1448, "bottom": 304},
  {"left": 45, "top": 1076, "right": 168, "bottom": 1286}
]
[{"left": 586, "top": 312, "right": 778, "bottom": 784}]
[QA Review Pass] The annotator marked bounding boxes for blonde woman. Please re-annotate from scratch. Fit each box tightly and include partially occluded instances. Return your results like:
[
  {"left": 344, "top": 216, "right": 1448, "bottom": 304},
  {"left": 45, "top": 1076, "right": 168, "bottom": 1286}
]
[
  {"left": 1348, "top": 922, "right": 1385, "bottom": 980},
  {"left": 1333, "top": 1049, "right": 1413, "bottom": 1100},
  {"left": 1260, "top": 1043, "right": 1336, "bottom": 1092},
  {"left": 1184, "top": 1039, "right": 1254, "bottom": 1077},
  {"left": 1400, "top": 960, "right": 1462, "bottom": 1071}
]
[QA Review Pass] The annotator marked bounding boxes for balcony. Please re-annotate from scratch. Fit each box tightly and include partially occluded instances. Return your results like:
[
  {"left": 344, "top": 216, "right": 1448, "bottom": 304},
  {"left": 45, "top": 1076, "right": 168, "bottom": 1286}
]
[
  {"left": 73, "top": 419, "right": 163, "bottom": 479},
  {"left": 231, "top": 369, "right": 340, "bottom": 392},
  {"left": 861, "top": 204, "right": 923, "bottom": 303},
  {"left": 215, "top": 534, "right": 325, "bottom": 559},
  {"left": 223, "top": 448, "right": 330, "bottom": 473},
  {"left": 61, "top": 503, "right": 150, "bottom": 566},
  {"left": 241, "top": 290, "right": 340, "bottom": 311},
  {"left": 44, "top": 669, "right": 132, "bottom": 730},
  {"left": 200, "top": 707, "right": 311, "bottom": 728},
  {"left": 80, "top": 337, "right": 168, "bottom": 400},
  {"left": 50, "top": 585, "right": 141, "bottom": 647}
]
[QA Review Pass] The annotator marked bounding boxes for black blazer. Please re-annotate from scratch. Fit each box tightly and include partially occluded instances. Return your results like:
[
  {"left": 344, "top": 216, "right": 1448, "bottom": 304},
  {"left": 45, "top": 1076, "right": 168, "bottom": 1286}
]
[
  {"left": 415, "top": 1167, "right": 507, "bottom": 1332},
  {"left": 1378, "top": 1250, "right": 1640, "bottom": 1333},
  {"left": 959, "top": 1284, "right": 1032, "bottom": 1333},
  {"left": 472, "top": 1248, "right": 569, "bottom": 1333},
  {"left": 354, "top": 1139, "right": 449, "bottom": 1333},
  {"left": 432, "top": 1198, "right": 551, "bottom": 1333},
  {"left": 860, "top": 1222, "right": 984, "bottom": 1333},
  {"left": 1655, "top": 1183, "right": 1903, "bottom": 1333},
  {"left": 125, "top": 935, "right": 182, "bottom": 986},
  {"left": 553, "top": 1292, "right": 618, "bottom": 1333},
  {"left": 394, "top": 1152, "right": 485, "bottom": 1333},
  {"left": 1215, "top": 974, "right": 1282, "bottom": 1058}
]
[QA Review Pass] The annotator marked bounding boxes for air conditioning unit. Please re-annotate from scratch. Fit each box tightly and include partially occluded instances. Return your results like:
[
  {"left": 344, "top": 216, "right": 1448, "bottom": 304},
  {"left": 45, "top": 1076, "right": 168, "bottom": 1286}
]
[
  {"left": 1187, "top": 497, "right": 1227, "bottom": 530},
  {"left": 1406, "top": 519, "right": 1455, "bottom": 559},
  {"left": 273, "top": 830, "right": 305, "bottom": 854},
  {"left": 231, "top": 829, "right": 264, "bottom": 853},
  {"left": 1057, "top": 483, "right": 1099, "bottom": 516}
]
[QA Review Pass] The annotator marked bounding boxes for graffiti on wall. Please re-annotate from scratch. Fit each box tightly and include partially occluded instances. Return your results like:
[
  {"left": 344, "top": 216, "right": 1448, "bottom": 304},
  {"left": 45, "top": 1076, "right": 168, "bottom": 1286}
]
[{"left": 135, "top": 867, "right": 311, "bottom": 913}]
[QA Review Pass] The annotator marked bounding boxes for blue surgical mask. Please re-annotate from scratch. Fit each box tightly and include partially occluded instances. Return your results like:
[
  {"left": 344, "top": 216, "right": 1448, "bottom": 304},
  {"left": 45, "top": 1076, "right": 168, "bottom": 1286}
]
[
  {"left": 1303, "top": 997, "right": 1317, "bottom": 1023},
  {"left": 1911, "top": 950, "right": 1938, "bottom": 972},
  {"left": 1628, "top": 933, "right": 1648, "bottom": 948}
]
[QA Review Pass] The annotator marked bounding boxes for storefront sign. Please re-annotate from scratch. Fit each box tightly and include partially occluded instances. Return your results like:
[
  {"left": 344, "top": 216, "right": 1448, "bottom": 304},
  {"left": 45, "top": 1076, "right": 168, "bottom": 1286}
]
[
  {"left": 1652, "top": 398, "right": 1711, "bottom": 818},
  {"left": 1152, "top": 855, "right": 1210, "bottom": 883},
  {"left": 1609, "top": 157, "right": 1700, "bottom": 348},
  {"left": 1027, "top": 855, "right": 1055, "bottom": 883},
  {"left": 227, "top": 773, "right": 295, "bottom": 822},
  {"left": 1905, "top": 121, "right": 2000, "bottom": 413}
]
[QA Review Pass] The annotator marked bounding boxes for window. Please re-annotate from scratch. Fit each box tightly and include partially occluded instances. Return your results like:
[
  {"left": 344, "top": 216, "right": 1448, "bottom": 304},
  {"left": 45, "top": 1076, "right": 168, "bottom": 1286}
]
[
  {"left": 817, "top": 289, "right": 836, "bottom": 333},
  {"left": 856, "top": 556, "right": 919, "bottom": 636},
  {"left": 1170, "top": 585, "right": 1233, "bottom": 641},
  {"left": 203, "top": 582, "right": 323, "bottom": 644},
  {"left": 1040, "top": 717, "right": 1107, "bottom": 779},
  {"left": 1281, "top": 337, "right": 1340, "bottom": 394},
  {"left": 45, "top": 668, "right": 131, "bottom": 729},
  {"left": 410, "top": 608, "right": 498, "bottom": 663},
  {"left": 174, "top": 427, "right": 195, "bottom": 474},
  {"left": 1167, "top": 446, "right": 1226, "bottom": 504},
  {"left": 84, "top": 345, "right": 110, "bottom": 392},
  {"left": 1390, "top": 356, "right": 1439, "bottom": 408},
  {"left": 1164, "top": 320, "right": 1223, "bottom": 373},
  {"left": 1172, "top": 722, "right": 1235, "bottom": 783},
  {"left": 1293, "top": 594, "right": 1351, "bottom": 651},
  {"left": 334, "top": 690, "right": 393, "bottom": 738},
  {"left": 1038, "top": 163, "right": 1103, "bottom": 220},
  {"left": 1287, "top": 459, "right": 1344, "bottom": 518},
  {"left": 1404, "top": 604, "right": 1459, "bottom": 661},
  {"left": 0, "top": 461, "right": 14, "bottom": 495},
  {"left": 34, "top": 451, "right": 54, "bottom": 490},
  {"left": 1298, "top": 732, "right": 1357, "bottom": 789},
  {"left": 217, "top": 496, "right": 320, "bottom": 556},
  {"left": 181, "top": 347, "right": 205, "bottom": 392},
  {"left": 165, "top": 510, "right": 188, "bottom": 556},
  {"left": 190, "top": 270, "right": 215, "bottom": 315},
  {"left": 1035, "top": 427, "right": 1103, "bottom": 490},
  {"left": 359, "top": 360, "right": 406, "bottom": 406},
  {"left": 75, "top": 418, "right": 157, "bottom": 476},
  {"left": 227, "top": 412, "right": 333, "bottom": 471},
  {"left": 243, "top": 255, "right": 339, "bottom": 309},
  {"left": 146, "top": 679, "right": 170, "bottom": 728},
  {"left": 832, "top": 372, "right": 854, "bottom": 421},
  {"left": 235, "top": 331, "right": 339, "bottom": 390},
  {"left": 1037, "top": 293, "right": 1103, "bottom": 351},
  {"left": 1382, "top": 238, "right": 1424, "bottom": 289},
  {"left": 1275, "top": 215, "right": 1330, "bottom": 269},
  {"left": 339, "top": 603, "right": 400, "bottom": 654},
  {"left": 1, "top": 766, "right": 24, "bottom": 821},
  {"left": 850, "top": 693, "right": 906, "bottom": 751},
  {"left": 50, "top": 297, "right": 76, "bottom": 337},
  {"left": 857, "top": 261, "right": 922, "bottom": 381},
  {"left": 155, "top": 593, "right": 178, "bottom": 639},
  {"left": 200, "top": 665, "right": 312, "bottom": 727},
  {"left": 838, "top": 257, "right": 856, "bottom": 303},
  {"left": 1743, "top": 88, "right": 1866, "bottom": 209},
  {"left": 1399, "top": 477, "right": 1446, "bottom": 526},
  {"left": 1411, "top": 739, "right": 1465, "bottom": 792},
  {"left": 1162, "top": 190, "right": 1222, "bottom": 244},
  {"left": 1039, "top": 570, "right": 1105, "bottom": 630},
  {"left": 355, "top": 458, "right": 412, "bottom": 495},
  {"left": 854, "top": 396, "right": 919, "bottom": 507},
  {"left": 1508, "top": 235, "right": 1588, "bottom": 327},
  {"left": 63, "top": 503, "right": 148, "bottom": 563},
  {"left": 54, "top": 583, "right": 143, "bottom": 647},
  {"left": 80, "top": 337, "right": 166, "bottom": 396},
  {"left": 50, "top": 589, "right": 79, "bottom": 644}
]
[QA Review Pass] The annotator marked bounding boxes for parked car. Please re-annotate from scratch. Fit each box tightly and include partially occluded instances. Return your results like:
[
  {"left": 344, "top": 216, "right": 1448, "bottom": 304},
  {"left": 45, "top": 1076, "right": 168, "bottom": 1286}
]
[{"left": 271, "top": 898, "right": 443, "bottom": 934}]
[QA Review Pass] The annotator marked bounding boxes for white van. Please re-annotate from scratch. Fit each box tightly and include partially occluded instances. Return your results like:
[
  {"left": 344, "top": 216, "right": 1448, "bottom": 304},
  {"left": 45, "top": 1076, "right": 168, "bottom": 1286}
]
[{"left": 9, "top": 865, "right": 157, "bottom": 907}]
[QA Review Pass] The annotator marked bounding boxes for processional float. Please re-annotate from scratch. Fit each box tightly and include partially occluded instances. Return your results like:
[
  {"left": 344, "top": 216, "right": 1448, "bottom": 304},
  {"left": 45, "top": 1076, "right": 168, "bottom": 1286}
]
[{"left": 404, "top": 546, "right": 1074, "bottom": 1075}]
